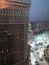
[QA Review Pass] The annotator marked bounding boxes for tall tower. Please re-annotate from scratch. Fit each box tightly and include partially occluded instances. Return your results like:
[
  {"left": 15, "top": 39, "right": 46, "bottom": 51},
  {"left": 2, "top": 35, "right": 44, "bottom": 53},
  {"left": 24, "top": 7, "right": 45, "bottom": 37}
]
[{"left": 0, "top": 0, "right": 30, "bottom": 65}]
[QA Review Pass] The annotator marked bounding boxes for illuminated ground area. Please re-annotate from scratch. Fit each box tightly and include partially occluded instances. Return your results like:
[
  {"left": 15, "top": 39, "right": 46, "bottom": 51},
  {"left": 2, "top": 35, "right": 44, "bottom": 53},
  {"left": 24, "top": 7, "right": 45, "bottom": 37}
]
[{"left": 30, "top": 31, "right": 49, "bottom": 65}]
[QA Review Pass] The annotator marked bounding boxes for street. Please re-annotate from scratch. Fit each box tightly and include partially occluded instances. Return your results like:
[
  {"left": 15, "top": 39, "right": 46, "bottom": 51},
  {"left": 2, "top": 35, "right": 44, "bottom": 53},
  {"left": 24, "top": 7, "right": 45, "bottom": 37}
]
[{"left": 29, "top": 31, "right": 49, "bottom": 65}]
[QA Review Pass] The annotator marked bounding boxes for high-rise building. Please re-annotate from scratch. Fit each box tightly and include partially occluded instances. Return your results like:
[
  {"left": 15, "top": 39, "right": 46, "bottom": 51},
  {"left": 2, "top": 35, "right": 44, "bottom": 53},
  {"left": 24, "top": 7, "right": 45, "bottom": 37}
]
[{"left": 0, "top": 0, "right": 30, "bottom": 65}]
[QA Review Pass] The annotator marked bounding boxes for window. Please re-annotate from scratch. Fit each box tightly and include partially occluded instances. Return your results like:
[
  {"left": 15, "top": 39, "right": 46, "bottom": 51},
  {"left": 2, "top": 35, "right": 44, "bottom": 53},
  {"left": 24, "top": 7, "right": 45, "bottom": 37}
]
[
  {"left": 10, "top": 0, "right": 30, "bottom": 3},
  {"left": 23, "top": 0, "right": 30, "bottom": 3},
  {"left": 14, "top": 16, "right": 24, "bottom": 21},
  {"left": 19, "top": 10, "right": 23, "bottom": 15},
  {"left": 10, "top": 0, "right": 23, "bottom": 2},
  {"left": 14, "top": 9, "right": 23, "bottom": 15},
  {"left": 25, "top": 10, "right": 29, "bottom": 16},
  {"left": 0, "top": 9, "right": 2, "bottom": 14}
]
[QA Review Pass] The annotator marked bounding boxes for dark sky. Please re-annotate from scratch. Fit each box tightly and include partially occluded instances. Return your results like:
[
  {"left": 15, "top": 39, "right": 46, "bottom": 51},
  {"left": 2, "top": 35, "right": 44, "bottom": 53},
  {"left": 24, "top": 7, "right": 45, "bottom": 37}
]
[{"left": 29, "top": 0, "right": 49, "bottom": 21}]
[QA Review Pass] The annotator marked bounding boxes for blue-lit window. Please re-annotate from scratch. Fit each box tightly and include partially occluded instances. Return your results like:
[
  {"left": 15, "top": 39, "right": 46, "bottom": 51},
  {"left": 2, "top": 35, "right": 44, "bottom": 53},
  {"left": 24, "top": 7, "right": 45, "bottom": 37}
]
[
  {"left": 14, "top": 9, "right": 23, "bottom": 15},
  {"left": 18, "top": 10, "right": 23, "bottom": 15},
  {"left": 25, "top": 10, "right": 29, "bottom": 16}
]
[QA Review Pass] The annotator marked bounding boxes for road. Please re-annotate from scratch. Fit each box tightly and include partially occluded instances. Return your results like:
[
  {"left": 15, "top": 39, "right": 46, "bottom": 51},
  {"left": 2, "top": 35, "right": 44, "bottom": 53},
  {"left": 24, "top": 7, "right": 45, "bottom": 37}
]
[{"left": 29, "top": 31, "right": 49, "bottom": 65}]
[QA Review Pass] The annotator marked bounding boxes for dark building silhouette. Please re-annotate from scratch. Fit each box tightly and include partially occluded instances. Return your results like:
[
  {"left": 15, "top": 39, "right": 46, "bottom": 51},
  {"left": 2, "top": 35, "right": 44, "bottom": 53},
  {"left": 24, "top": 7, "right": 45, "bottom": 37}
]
[
  {"left": 0, "top": 0, "right": 30, "bottom": 65},
  {"left": 31, "top": 21, "right": 49, "bottom": 35}
]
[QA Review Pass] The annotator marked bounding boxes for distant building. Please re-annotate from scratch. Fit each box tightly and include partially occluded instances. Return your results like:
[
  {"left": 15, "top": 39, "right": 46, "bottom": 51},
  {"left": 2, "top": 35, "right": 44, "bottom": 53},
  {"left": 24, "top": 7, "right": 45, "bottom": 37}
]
[
  {"left": 31, "top": 21, "right": 49, "bottom": 34},
  {"left": 31, "top": 22, "right": 36, "bottom": 30},
  {"left": 28, "top": 23, "right": 33, "bottom": 44},
  {"left": 28, "top": 23, "right": 31, "bottom": 31},
  {"left": 0, "top": 0, "right": 30, "bottom": 65}
]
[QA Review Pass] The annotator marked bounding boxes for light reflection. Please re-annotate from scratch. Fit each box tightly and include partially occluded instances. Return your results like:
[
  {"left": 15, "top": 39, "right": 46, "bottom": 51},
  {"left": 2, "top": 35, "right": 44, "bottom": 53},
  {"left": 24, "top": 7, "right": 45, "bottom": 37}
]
[{"left": 0, "top": 0, "right": 9, "bottom": 9}]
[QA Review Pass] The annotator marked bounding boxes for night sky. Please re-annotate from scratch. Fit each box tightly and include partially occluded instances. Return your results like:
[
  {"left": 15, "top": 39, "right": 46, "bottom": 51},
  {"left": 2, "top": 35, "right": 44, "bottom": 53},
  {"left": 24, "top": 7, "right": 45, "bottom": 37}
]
[{"left": 29, "top": 0, "right": 49, "bottom": 21}]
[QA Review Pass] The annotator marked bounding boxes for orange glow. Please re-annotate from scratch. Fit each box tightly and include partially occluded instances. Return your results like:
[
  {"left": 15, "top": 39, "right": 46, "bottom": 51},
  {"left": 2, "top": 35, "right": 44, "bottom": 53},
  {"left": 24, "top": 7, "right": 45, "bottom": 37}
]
[{"left": 0, "top": 0, "right": 9, "bottom": 9}]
